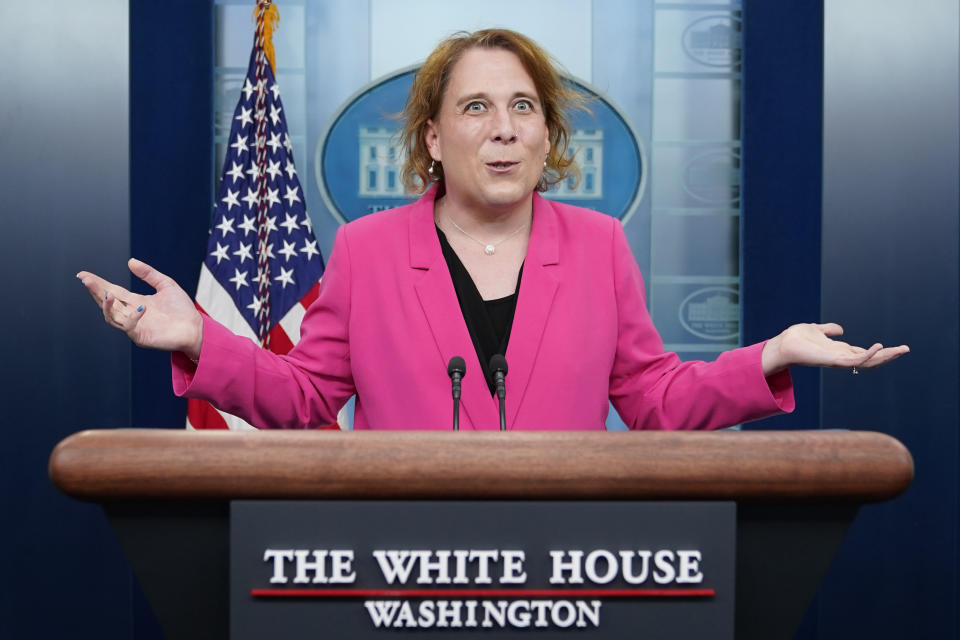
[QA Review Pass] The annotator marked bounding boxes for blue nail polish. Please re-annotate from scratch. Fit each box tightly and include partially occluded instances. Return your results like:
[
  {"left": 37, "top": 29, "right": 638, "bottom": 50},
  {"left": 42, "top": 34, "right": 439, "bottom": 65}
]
[{"left": 137, "top": 305, "right": 143, "bottom": 313}]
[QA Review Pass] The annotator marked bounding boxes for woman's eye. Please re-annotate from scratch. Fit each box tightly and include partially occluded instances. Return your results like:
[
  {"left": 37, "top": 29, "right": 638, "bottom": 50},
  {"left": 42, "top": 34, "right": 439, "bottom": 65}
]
[
  {"left": 466, "top": 102, "right": 486, "bottom": 113},
  {"left": 514, "top": 100, "right": 533, "bottom": 112}
]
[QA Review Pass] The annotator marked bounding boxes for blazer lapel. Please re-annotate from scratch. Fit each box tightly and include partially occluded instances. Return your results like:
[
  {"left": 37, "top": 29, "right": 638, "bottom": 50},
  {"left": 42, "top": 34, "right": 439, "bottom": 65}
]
[
  {"left": 409, "top": 188, "right": 499, "bottom": 430},
  {"left": 504, "top": 194, "right": 560, "bottom": 429}
]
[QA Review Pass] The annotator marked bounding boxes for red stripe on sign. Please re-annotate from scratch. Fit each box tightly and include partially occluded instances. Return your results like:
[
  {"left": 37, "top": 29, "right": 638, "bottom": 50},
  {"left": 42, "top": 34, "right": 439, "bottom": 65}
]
[
  {"left": 251, "top": 588, "right": 715, "bottom": 598},
  {"left": 300, "top": 281, "right": 321, "bottom": 309},
  {"left": 187, "top": 398, "right": 229, "bottom": 430}
]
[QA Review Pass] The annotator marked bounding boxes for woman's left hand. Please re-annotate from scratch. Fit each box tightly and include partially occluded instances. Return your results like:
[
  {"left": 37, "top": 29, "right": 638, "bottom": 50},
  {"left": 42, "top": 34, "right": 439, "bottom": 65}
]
[{"left": 761, "top": 323, "right": 909, "bottom": 376}]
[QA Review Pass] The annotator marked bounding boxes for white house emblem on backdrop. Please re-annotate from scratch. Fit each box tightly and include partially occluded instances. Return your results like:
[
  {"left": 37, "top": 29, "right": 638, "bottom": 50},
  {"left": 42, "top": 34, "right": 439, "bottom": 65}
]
[
  {"left": 679, "top": 287, "right": 739, "bottom": 341},
  {"left": 682, "top": 15, "right": 742, "bottom": 68}
]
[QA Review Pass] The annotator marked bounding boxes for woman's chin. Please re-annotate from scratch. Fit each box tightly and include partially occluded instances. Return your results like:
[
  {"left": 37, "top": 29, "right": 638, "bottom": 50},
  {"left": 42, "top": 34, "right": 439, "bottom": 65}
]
[{"left": 475, "top": 182, "right": 537, "bottom": 211}]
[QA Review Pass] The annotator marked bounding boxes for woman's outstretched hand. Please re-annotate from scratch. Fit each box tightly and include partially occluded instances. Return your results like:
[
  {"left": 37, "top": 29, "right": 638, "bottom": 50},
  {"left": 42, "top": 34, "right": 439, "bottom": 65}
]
[
  {"left": 761, "top": 322, "right": 909, "bottom": 377},
  {"left": 77, "top": 258, "right": 203, "bottom": 360}
]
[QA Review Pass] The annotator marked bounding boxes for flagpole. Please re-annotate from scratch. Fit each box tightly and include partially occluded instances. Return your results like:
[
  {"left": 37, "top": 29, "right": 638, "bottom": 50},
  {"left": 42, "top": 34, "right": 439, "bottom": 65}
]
[{"left": 253, "top": 0, "right": 277, "bottom": 347}]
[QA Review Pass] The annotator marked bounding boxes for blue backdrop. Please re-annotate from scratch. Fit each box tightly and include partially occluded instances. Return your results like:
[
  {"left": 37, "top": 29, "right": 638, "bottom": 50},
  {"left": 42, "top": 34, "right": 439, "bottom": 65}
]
[{"left": 0, "top": 1, "right": 956, "bottom": 638}]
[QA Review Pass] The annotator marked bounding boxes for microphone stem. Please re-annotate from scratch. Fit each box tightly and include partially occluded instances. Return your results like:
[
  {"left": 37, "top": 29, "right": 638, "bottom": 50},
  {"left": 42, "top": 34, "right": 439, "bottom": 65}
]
[
  {"left": 496, "top": 383, "right": 506, "bottom": 431},
  {"left": 453, "top": 397, "right": 460, "bottom": 431}
]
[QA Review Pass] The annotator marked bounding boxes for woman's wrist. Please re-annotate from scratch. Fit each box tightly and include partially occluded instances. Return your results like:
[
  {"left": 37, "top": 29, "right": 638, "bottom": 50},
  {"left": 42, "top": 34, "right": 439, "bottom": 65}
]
[
  {"left": 183, "top": 314, "right": 204, "bottom": 362},
  {"left": 761, "top": 332, "right": 787, "bottom": 377}
]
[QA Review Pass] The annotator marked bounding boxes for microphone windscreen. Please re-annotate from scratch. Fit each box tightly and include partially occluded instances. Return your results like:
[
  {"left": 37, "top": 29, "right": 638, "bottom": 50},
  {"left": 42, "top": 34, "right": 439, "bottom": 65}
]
[
  {"left": 447, "top": 356, "right": 466, "bottom": 377},
  {"left": 489, "top": 353, "right": 508, "bottom": 375}
]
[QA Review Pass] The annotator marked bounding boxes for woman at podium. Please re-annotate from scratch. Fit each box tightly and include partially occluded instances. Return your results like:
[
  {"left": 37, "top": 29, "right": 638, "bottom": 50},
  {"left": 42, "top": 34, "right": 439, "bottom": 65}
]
[{"left": 76, "top": 29, "right": 908, "bottom": 431}]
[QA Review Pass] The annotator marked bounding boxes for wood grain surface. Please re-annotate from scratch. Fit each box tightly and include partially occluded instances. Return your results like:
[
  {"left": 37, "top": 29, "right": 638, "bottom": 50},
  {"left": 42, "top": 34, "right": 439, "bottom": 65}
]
[{"left": 49, "top": 429, "right": 913, "bottom": 503}]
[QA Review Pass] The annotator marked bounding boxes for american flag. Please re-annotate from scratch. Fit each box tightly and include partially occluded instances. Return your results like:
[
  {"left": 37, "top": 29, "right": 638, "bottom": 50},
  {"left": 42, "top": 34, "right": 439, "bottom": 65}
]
[{"left": 188, "top": 1, "right": 331, "bottom": 430}]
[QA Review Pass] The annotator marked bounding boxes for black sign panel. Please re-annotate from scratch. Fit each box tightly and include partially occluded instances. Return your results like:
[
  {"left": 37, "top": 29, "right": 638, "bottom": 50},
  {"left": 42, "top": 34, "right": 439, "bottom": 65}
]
[{"left": 231, "top": 501, "right": 734, "bottom": 639}]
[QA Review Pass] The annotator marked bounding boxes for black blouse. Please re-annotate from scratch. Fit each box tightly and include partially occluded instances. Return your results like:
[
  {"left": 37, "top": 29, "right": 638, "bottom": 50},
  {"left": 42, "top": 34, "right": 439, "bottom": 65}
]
[{"left": 436, "top": 227, "right": 522, "bottom": 395}]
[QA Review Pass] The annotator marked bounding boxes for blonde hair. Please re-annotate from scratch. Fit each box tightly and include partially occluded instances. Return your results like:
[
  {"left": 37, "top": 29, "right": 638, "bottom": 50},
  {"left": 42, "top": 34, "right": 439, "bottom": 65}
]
[{"left": 398, "top": 28, "right": 586, "bottom": 194}]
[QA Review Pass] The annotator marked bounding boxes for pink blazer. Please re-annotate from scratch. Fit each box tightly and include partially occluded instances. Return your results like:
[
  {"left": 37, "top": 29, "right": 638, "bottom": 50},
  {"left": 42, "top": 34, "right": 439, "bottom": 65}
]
[{"left": 173, "top": 188, "right": 793, "bottom": 430}]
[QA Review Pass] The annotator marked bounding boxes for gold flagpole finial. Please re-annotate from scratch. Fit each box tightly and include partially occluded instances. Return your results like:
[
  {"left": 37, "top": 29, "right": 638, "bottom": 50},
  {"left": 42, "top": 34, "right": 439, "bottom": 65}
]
[{"left": 253, "top": 0, "right": 280, "bottom": 75}]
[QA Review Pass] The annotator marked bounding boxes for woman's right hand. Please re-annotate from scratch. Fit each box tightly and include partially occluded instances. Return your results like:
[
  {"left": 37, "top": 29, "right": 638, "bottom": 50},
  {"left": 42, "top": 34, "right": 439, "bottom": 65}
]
[{"left": 77, "top": 258, "right": 203, "bottom": 360}]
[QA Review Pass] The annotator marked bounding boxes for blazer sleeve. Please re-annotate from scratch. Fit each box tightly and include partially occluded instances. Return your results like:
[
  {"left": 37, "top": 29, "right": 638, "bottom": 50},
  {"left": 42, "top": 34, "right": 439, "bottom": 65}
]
[
  {"left": 607, "top": 222, "right": 794, "bottom": 430},
  {"left": 170, "top": 226, "right": 356, "bottom": 428}
]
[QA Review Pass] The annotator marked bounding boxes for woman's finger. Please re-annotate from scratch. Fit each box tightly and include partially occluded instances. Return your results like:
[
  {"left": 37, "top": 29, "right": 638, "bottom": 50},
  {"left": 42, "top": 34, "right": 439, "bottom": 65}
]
[
  {"left": 859, "top": 345, "right": 910, "bottom": 369},
  {"left": 104, "top": 292, "right": 145, "bottom": 334},
  {"left": 102, "top": 292, "right": 122, "bottom": 329},
  {"left": 128, "top": 258, "right": 174, "bottom": 292},
  {"left": 78, "top": 271, "right": 111, "bottom": 304},
  {"left": 848, "top": 343, "right": 883, "bottom": 367},
  {"left": 817, "top": 322, "right": 844, "bottom": 337},
  {"left": 80, "top": 272, "right": 137, "bottom": 308}
]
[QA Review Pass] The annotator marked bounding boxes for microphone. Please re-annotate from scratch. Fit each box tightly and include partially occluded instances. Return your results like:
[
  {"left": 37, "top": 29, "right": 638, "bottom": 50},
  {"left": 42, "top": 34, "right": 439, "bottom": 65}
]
[
  {"left": 489, "top": 354, "right": 508, "bottom": 431},
  {"left": 447, "top": 356, "right": 466, "bottom": 431}
]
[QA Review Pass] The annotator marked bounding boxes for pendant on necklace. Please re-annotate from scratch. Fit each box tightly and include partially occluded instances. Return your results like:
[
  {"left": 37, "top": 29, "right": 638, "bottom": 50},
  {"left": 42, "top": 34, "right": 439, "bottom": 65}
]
[{"left": 484, "top": 244, "right": 496, "bottom": 256}]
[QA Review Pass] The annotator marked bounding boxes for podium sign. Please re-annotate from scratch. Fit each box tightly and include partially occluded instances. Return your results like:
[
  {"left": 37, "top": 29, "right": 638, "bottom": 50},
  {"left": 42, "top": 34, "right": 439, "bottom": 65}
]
[{"left": 231, "top": 501, "right": 735, "bottom": 639}]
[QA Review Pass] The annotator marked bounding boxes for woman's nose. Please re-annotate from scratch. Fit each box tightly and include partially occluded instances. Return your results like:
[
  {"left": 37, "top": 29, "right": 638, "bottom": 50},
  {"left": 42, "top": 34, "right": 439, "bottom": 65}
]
[{"left": 490, "top": 111, "right": 518, "bottom": 143}]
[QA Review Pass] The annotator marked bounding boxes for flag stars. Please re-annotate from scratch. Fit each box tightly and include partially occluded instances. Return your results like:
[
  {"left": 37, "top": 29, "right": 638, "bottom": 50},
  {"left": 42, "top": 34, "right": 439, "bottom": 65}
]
[
  {"left": 210, "top": 242, "right": 230, "bottom": 264},
  {"left": 221, "top": 188, "right": 240, "bottom": 211},
  {"left": 230, "top": 133, "right": 248, "bottom": 156},
  {"left": 233, "top": 242, "right": 253, "bottom": 264},
  {"left": 300, "top": 214, "right": 313, "bottom": 234},
  {"left": 279, "top": 239, "right": 298, "bottom": 262},
  {"left": 215, "top": 215, "right": 236, "bottom": 236},
  {"left": 275, "top": 267, "right": 295, "bottom": 288},
  {"left": 209, "top": 69, "right": 321, "bottom": 333},
  {"left": 242, "top": 187, "right": 260, "bottom": 209},
  {"left": 235, "top": 106, "right": 253, "bottom": 128},
  {"left": 269, "top": 103, "right": 282, "bottom": 126},
  {"left": 267, "top": 132, "right": 283, "bottom": 154},
  {"left": 264, "top": 187, "right": 281, "bottom": 209},
  {"left": 264, "top": 215, "right": 279, "bottom": 235},
  {"left": 239, "top": 214, "right": 257, "bottom": 236},
  {"left": 301, "top": 239, "right": 320, "bottom": 260},
  {"left": 265, "top": 159, "right": 282, "bottom": 182},
  {"left": 280, "top": 213, "right": 300, "bottom": 234},
  {"left": 229, "top": 268, "right": 249, "bottom": 290},
  {"left": 226, "top": 161, "right": 245, "bottom": 184},
  {"left": 283, "top": 185, "right": 301, "bottom": 207},
  {"left": 241, "top": 78, "right": 255, "bottom": 101}
]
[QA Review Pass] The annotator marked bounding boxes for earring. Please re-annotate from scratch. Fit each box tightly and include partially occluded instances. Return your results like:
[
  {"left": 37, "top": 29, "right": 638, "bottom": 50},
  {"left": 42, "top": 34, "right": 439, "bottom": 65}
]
[{"left": 428, "top": 160, "right": 439, "bottom": 180}]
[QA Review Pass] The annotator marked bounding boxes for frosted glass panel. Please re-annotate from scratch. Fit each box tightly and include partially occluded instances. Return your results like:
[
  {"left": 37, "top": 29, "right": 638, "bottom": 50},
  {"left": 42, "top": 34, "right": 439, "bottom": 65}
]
[
  {"left": 650, "top": 2, "right": 742, "bottom": 354},
  {"left": 653, "top": 78, "right": 740, "bottom": 141},
  {"left": 369, "top": 0, "right": 592, "bottom": 80}
]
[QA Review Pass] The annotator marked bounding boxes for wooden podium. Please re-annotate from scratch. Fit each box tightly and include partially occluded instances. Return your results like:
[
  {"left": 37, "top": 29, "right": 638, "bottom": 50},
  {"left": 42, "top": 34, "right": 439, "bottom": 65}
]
[{"left": 50, "top": 429, "right": 912, "bottom": 640}]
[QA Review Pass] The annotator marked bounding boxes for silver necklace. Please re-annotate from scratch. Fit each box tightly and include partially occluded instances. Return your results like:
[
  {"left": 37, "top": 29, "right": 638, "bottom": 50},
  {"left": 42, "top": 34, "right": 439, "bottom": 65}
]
[{"left": 446, "top": 216, "right": 529, "bottom": 256}]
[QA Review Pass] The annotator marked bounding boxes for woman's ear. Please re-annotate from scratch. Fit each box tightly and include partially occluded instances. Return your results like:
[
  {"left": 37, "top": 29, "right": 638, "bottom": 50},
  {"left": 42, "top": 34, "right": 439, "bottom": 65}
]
[{"left": 425, "top": 119, "right": 442, "bottom": 161}]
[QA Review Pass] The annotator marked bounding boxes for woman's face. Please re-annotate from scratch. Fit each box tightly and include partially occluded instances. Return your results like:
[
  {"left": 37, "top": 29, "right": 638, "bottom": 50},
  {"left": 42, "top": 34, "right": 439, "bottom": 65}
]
[{"left": 425, "top": 47, "right": 550, "bottom": 215}]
